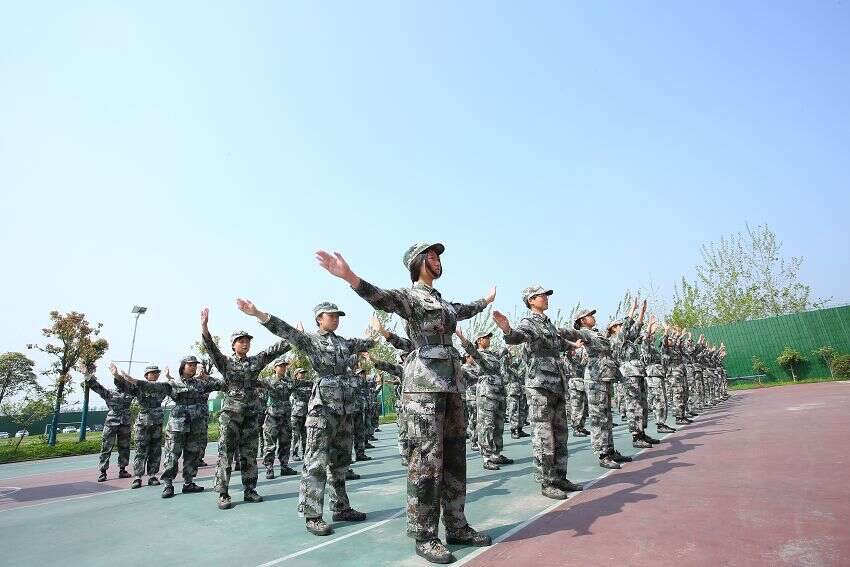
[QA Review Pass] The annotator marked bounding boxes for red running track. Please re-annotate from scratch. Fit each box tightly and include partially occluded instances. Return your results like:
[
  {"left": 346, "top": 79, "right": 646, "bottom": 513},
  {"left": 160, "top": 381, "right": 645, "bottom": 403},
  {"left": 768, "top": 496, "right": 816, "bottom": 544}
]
[{"left": 468, "top": 382, "right": 850, "bottom": 567}]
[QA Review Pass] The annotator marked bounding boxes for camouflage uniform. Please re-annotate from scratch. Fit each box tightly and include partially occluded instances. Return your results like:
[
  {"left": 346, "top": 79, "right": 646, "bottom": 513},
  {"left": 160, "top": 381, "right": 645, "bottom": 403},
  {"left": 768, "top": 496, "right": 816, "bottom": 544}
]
[
  {"left": 260, "top": 307, "right": 375, "bottom": 520},
  {"left": 459, "top": 336, "right": 506, "bottom": 467},
  {"left": 352, "top": 369, "right": 369, "bottom": 459},
  {"left": 262, "top": 369, "right": 294, "bottom": 471},
  {"left": 85, "top": 375, "right": 133, "bottom": 474},
  {"left": 501, "top": 349, "right": 524, "bottom": 435},
  {"left": 289, "top": 372, "right": 312, "bottom": 460},
  {"left": 203, "top": 330, "right": 290, "bottom": 497},
  {"left": 352, "top": 271, "right": 487, "bottom": 542},
  {"left": 158, "top": 369, "right": 221, "bottom": 487},
  {"left": 462, "top": 360, "right": 479, "bottom": 445},
  {"left": 569, "top": 346, "right": 589, "bottom": 432},
  {"left": 613, "top": 317, "right": 648, "bottom": 435},
  {"left": 662, "top": 332, "right": 689, "bottom": 420},
  {"left": 644, "top": 332, "right": 669, "bottom": 425},
  {"left": 562, "top": 313, "right": 620, "bottom": 459},
  {"left": 374, "top": 330, "right": 413, "bottom": 459},
  {"left": 122, "top": 366, "right": 170, "bottom": 479},
  {"left": 503, "top": 293, "right": 577, "bottom": 489}
]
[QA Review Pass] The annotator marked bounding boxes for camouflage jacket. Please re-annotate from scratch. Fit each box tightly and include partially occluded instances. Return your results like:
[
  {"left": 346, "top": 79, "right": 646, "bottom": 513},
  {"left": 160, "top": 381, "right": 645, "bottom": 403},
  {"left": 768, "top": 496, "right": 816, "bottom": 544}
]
[
  {"left": 119, "top": 379, "right": 169, "bottom": 426},
  {"left": 203, "top": 331, "right": 291, "bottom": 415},
  {"left": 563, "top": 324, "right": 622, "bottom": 383},
  {"left": 261, "top": 374, "right": 293, "bottom": 416},
  {"left": 568, "top": 346, "right": 589, "bottom": 388},
  {"left": 262, "top": 315, "right": 375, "bottom": 414},
  {"left": 462, "top": 361, "right": 480, "bottom": 402},
  {"left": 353, "top": 280, "right": 487, "bottom": 394},
  {"left": 503, "top": 313, "right": 577, "bottom": 393},
  {"left": 289, "top": 380, "right": 313, "bottom": 417},
  {"left": 85, "top": 375, "right": 133, "bottom": 427},
  {"left": 643, "top": 333, "right": 666, "bottom": 377},
  {"left": 373, "top": 360, "right": 403, "bottom": 401},
  {"left": 500, "top": 351, "right": 523, "bottom": 394},
  {"left": 164, "top": 376, "right": 219, "bottom": 420},
  {"left": 615, "top": 317, "right": 646, "bottom": 377},
  {"left": 459, "top": 338, "right": 505, "bottom": 400}
]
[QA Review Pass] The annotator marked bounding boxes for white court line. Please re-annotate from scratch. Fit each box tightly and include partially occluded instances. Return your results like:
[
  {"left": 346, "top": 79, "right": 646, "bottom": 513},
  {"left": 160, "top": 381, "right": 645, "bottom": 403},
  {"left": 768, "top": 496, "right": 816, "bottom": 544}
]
[{"left": 256, "top": 508, "right": 406, "bottom": 567}]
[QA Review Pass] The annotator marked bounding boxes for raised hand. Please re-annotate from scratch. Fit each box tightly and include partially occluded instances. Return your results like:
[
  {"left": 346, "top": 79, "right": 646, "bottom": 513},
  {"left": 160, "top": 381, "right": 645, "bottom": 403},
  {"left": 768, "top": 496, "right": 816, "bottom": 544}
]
[
  {"left": 315, "top": 250, "right": 358, "bottom": 285},
  {"left": 455, "top": 324, "right": 466, "bottom": 341},
  {"left": 200, "top": 308, "right": 209, "bottom": 328},
  {"left": 235, "top": 298, "right": 261, "bottom": 318},
  {"left": 492, "top": 310, "right": 511, "bottom": 334},
  {"left": 485, "top": 286, "right": 497, "bottom": 305},
  {"left": 296, "top": 321, "right": 305, "bottom": 332},
  {"left": 108, "top": 362, "right": 118, "bottom": 377},
  {"left": 370, "top": 313, "right": 386, "bottom": 336},
  {"left": 164, "top": 366, "right": 172, "bottom": 379}
]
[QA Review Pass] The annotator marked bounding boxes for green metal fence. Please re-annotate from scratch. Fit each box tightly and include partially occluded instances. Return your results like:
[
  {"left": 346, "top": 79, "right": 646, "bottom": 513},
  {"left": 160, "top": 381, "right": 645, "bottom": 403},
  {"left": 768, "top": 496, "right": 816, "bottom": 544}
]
[{"left": 693, "top": 305, "right": 850, "bottom": 380}]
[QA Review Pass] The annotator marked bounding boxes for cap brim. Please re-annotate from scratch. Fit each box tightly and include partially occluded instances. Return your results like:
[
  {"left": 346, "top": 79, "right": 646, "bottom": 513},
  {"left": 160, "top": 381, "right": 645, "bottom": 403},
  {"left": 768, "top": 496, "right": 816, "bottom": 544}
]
[
  {"left": 232, "top": 334, "right": 254, "bottom": 342},
  {"left": 317, "top": 311, "right": 345, "bottom": 317},
  {"left": 429, "top": 243, "right": 445, "bottom": 255}
]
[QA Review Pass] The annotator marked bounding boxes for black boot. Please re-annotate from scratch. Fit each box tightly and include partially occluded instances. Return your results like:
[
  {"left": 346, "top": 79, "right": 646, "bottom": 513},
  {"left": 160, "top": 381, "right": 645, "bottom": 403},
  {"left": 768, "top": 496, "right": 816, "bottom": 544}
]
[
  {"left": 161, "top": 484, "right": 175, "bottom": 498},
  {"left": 416, "top": 538, "right": 454, "bottom": 564},
  {"left": 657, "top": 423, "right": 676, "bottom": 433},
  {"left": 633, "top": 434, "right": 652, "bottom": 449}
]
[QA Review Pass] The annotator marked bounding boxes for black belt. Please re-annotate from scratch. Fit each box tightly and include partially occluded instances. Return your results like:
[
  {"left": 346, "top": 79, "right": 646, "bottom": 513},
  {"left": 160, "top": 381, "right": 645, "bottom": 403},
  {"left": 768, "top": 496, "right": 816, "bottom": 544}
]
[{"left": 418, "top": 333, "right": 454, "bottom": 346}]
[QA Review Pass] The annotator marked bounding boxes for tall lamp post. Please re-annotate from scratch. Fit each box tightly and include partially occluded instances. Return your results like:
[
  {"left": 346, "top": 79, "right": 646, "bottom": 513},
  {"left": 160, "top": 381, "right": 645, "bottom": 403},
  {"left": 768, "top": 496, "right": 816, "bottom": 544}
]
[{"left": 79, "top": 305, "right": 147, "bottom": 441}]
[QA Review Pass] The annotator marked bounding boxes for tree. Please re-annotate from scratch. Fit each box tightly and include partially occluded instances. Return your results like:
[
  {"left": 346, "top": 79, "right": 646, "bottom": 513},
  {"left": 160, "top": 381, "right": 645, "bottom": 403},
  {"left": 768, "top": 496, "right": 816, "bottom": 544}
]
[
  {"left": 813, "top": 346, "right": 836, "bottom": 377},
  {"left": 677, "top": 224, "right": 828, "bottom": 326},
  {"left": 29, "top": 311, "right": 108, "bottom": 445},
  {"left": 0, "top": 393, "right": 53, "bottom": 452},
  {"left": 830, "top": 354, "right": 850, "bottom": 378},
  {"left": 0, "top": 352, "right": 38, "bottom": 407},
  {"left": 751, "top": 356, "right": 770, "bottom": 382},
  {"left": 776, "top": 346, "right": 806, "bottom": 382}
]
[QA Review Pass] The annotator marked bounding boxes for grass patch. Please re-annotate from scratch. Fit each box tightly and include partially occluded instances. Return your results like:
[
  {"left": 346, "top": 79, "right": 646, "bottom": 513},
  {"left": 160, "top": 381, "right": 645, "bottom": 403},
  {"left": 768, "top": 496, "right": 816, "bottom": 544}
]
[
  {"left": 0, "top": 435, "right": 103, "bottom": 464},
  {"left": 379, "top": 413, "right": 397, "bottom": 425},
  {"left": 729, "top": 376, "right": 844, "bottom": 390}
]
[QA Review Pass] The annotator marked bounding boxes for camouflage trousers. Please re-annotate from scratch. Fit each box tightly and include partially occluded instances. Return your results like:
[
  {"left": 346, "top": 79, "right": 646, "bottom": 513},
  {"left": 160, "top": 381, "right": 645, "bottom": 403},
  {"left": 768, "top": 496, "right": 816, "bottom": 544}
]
[
  {"left": 161, "top": 414, "right": 208, "bottom": 484},
  {"left": 476, "top": 397, "right": 506, "bottom": 464},
  {"left": 526, "top": 387, "right": 569, "bottom": 486},
  {"left": 132, "top": 422, "right": 163, "bottom": 478},
  {"left": 646, "top": 376, "right": 669, "bottom": 424},
  {"left": 196, "top": 413, "right": 210, "bottom": 467},
  {"left": 214, "top": 410, "right": 260, "bottom": 494},
  {"left": 465, "top": 398, "right": 477, "bottom": 443},
  {"left": 614, "top": 382, "right": 627, "bottom": 418},
  {"left": 100, "top": 423, "right": 131, "bottom": 473},
  {"left": 691, "top": 371, "right": 705, "bottom": 409},
  {"left": 586, "top": 381, "right": 614, "bottom": 457},
  {"left": 353, "top": 409, "right": 367, "bottom": 458},
  {"left": 396, "top": 401, "right": 408, "bottom": 457},
  {"left": 404, "top": 392, "right": 469, "bottom": 541},
  {"left": 569, "top": 383, "right": 588, "bottom": 429},
  {"left": 290, "top": 413, "right": 307, "bottom": 459},
  {"left": 299, "top": 407, "right": 354, "bottom": 518},
  {"left": 263, "top": 411, "right": 292, "bottom": 468},
  {"left": 621, "top": 376, "right": 647, "bottom": 434},
  {"left": 670, "top": 366, "right": 688, "bottom": 418},
  {"left": 506, "top": 388, "right": 523, "bottom": 430}
]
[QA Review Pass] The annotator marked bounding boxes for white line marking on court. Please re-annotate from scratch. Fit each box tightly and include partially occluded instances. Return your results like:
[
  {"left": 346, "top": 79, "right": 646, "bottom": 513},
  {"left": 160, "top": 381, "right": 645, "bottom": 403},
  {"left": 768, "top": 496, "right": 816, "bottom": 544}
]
[{"left": 256, "top": 508, "right": 406, "bottom": 567}]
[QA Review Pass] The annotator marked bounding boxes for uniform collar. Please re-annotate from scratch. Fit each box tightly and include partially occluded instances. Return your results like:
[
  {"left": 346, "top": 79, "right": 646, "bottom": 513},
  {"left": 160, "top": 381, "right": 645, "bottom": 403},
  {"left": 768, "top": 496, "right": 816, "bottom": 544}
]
[
  {"left": 413, "top": 282, "right": 441, "bottom": 298},
  {"left": 317, "top": 329, "right": 335, "bottom": 337}
]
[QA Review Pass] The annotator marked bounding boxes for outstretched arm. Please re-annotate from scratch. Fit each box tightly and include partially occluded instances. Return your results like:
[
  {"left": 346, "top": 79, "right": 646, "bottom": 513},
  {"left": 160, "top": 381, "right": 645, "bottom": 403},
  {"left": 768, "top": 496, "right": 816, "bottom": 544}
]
[
  {"left": 201, "top": 308, "right": 229, "bottom": 373},
  {"left": 236, "top": 298, "right": 312, "bottom": 354}
]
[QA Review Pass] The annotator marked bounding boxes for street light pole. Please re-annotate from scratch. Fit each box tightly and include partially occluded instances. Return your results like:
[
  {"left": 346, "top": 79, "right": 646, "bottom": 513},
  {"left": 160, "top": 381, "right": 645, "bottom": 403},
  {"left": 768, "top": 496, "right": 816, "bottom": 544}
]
[{"left": 128, "top": 306, "right": 148, "bottom": 375}]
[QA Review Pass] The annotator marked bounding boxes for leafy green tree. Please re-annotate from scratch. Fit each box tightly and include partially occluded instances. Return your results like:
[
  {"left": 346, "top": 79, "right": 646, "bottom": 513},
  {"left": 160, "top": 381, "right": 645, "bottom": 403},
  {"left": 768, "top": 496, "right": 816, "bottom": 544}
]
[
  {"left": 813, "top": 346, "right": 836, "bottom": 377},
  {"left": 751, "top": 356, "right": 770, "bottom": 381},
  {"left": 776, "top": 346, "right": 806, "bottom": 382},
  {"left": 0, "top": 352, "right": 39, "bottom": 407},
  {"left": 192, "top": 335, "right": 221, "bottom": 376},
  {"left": 1, "top": 394, "right": 53, "bottom": 452},
  {"left": 669, "top": 277, "right": 711, "bottom": 328},
  {"left": 29, "top": 311, "right": 108, "bottom": 445},
  {"left": 830, "top": 354, "right": 850, "bottom": 378}
]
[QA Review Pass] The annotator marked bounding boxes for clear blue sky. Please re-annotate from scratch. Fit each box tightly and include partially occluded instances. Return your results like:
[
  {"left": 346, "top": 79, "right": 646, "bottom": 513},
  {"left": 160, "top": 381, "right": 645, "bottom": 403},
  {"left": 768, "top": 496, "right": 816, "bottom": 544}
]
[{"left": 2, "top": 2, "right": 848, "bottom": 404}]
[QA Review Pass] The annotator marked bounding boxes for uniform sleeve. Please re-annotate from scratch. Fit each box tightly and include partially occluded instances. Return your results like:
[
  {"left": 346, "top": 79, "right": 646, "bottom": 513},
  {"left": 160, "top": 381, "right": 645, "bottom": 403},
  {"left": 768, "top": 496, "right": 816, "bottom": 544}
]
[
  {"left": 384, "top": 331, "right": 413, "bottom": 353},
  {"left": 452, "top": 299, "right": 489, "bottom": 322},
  {"left": 203, "top": 331, "right": 230, "bottom": 375},
  {"left": 255, "top": 340, "right": 292, "bottom": 369},
  {"left": 352, "top": 280, "right": 414, "bottom": 319},
  {"left": 203, "top": 378, "right": 224, "bottom": 394},
  {"left": 134, "top": 380, "right": 171, "bottom": 396},
  {"left": 373, "top": 360, "right": 403, "bottom": 377},
  {"left": 503, "top": 318, "right": 535, "bottom": 345},
  {"left": 262, "top": 315, "right": 314, "bottom": 354},
  {"left": 85, "top": 376, "right": 112, "bottom": 401},
  {"left": 347, "top": 338, "right": 377, "bottom": 354}
]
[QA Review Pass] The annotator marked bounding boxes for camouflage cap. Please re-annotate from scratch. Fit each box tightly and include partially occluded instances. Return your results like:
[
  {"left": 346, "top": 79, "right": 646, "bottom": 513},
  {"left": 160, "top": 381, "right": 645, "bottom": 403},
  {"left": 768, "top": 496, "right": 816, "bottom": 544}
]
[
  {"left": 573, "top": 308, "right": 597, "bottom": 327},
  {"left": 293, "top": 367, "right": 306, "bottom": 376},
  {"left": 144, "top": 365, "right": 161, "bottom": 375},
  {"left": 607, "top": 319, "right": 623, "bottom": 331},
  {"left": 272, "top": 356, "right": 289, "bottom": 368},
  {"left": 403, "top": 242, "right": 445, "bottom": 269},
  {"left": 473, "top": 330, "right": 494, "bottom": 342},
  {"left": 522, "top": 285, "right": 553, "bottom": 304},
  {"left": 180, "top": 355, "right": 200, "bottom": 365},
  {"left": 230, "top": 330, "right": 253, "bottom": 344},
  {"left": 314, "top": 302, "right": 345, "bottom": 317}
]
